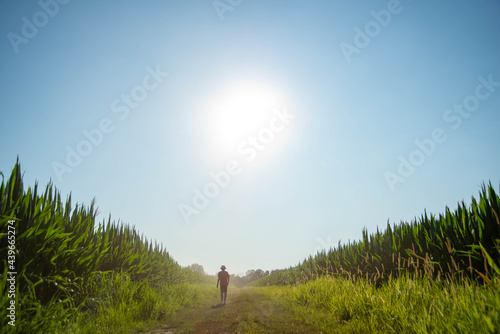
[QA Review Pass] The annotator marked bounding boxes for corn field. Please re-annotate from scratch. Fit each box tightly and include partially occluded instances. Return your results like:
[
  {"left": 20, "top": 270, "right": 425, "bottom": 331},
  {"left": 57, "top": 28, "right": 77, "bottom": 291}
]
[
  {"left": 255, "top": 182, "right": 500, "bottom": 286},
  {"left": 0, "top": 160, "right": 200, "bottom": 331}
]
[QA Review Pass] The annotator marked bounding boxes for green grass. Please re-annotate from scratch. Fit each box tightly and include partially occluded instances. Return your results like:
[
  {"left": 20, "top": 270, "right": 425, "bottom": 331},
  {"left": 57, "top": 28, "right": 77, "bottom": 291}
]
[
  {"left": 255, "top": 275, "right": 500, "bottom": 333},
  {"left": 64, "top": 277, "right": 218, "bottom": 333}
]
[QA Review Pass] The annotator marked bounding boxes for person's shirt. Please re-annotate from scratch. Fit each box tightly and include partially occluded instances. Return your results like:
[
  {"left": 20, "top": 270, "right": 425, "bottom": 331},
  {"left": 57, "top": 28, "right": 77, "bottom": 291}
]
[{"left": 218, "top": 270, "right": 230, "bottom": 285}]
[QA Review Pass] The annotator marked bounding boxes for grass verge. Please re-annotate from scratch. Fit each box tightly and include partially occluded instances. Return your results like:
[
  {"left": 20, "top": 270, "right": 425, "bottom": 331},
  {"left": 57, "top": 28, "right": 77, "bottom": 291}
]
[
  {"left": 255, "top": 275, "right": 500, "bottom": 333},
  {"left": 61, "top": 274, "right": 218, "bottom": 333}
]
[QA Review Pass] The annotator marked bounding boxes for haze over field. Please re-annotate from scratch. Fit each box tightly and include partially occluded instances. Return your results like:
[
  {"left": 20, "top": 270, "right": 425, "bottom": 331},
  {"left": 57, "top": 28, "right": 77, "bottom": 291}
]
[{"left": 1, "top": 0, "right": 499, "bottom": 275}]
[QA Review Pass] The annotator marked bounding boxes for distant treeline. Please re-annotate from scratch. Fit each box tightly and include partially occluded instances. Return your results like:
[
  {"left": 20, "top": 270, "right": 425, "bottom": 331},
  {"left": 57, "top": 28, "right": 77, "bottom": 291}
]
[
  {"left": 231, "top": 269, "right": 270, "bottom": 288},
  {"left": 253, "top": 182, "right": 500, "bottom": 286},
  {"left": 0, "top": 160, "right": 210, "bottom": 331}
]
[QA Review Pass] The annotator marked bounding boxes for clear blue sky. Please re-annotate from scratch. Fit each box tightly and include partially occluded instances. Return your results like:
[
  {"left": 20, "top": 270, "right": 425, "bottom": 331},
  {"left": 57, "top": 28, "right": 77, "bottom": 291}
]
[{"left": 1, "top": 0, "right": 499, "bottom": 276}]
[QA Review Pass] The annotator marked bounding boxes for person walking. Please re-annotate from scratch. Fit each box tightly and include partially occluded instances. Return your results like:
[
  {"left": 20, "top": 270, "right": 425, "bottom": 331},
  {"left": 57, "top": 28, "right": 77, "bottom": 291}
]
[{"left": 216, "top": 265, "right": 230, "bottom": 305}]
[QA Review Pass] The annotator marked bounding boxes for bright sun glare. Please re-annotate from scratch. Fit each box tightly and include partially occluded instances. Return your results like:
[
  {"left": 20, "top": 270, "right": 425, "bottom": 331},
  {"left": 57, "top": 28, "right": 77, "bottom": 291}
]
[{"left": 203, "top": 82, "right": 285, "bottom": 160}]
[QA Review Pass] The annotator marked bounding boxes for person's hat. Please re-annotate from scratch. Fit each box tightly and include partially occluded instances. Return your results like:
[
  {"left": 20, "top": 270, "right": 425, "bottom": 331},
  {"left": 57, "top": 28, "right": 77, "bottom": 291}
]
[{"left": 220, "top": 265, "right": 226, "bottom": 269}]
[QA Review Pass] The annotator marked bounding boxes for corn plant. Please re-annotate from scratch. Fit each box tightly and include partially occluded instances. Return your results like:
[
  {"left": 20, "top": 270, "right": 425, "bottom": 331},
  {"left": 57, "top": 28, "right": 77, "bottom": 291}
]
[
  {"left": 0, "top": 159, "right": 194, "bottom": 331},
  {"left": 254, "top": 182, "right": 500, "bottom": 286}
]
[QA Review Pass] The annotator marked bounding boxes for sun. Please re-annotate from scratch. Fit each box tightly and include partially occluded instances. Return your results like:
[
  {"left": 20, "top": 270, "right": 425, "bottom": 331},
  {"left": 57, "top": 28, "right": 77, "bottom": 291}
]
[{"left": 202, "top": 81, "right": 284, "bottom": 161}]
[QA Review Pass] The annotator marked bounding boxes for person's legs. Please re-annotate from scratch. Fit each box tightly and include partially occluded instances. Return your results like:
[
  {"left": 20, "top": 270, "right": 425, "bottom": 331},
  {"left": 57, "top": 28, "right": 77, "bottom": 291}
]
[{"left": 221, "top": 285, "right": 227, "bottom": 304}]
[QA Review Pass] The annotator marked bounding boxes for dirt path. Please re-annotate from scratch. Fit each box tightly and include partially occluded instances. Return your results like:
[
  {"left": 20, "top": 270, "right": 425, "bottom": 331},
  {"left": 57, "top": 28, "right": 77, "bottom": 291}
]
[{"left": 149, "top": 288, "right": 311, "bottom": 333}]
